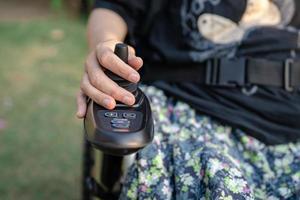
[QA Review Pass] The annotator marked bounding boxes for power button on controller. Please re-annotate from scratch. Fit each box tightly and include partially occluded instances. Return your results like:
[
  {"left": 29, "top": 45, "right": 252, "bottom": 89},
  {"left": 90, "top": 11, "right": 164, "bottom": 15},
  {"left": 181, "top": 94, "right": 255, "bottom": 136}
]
[
  {"left": 104, "top": 112, "right": 118, "bottom": 118},
  {"left": 123, "top": 112, "right": 136, "bottom": 119}
]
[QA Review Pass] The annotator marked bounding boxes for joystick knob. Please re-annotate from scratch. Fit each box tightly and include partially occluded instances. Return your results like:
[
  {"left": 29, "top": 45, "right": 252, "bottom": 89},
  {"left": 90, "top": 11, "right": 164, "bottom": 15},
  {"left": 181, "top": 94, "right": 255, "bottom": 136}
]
[{"left": 105, "top": 43, "right": 137, "bottom": 93}]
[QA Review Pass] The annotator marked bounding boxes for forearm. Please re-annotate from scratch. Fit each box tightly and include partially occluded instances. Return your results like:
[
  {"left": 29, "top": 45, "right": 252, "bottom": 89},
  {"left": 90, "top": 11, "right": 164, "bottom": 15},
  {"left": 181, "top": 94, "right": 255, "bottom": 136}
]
[{"left": 87, "top": 8, "right": 128, "bottom": 49}]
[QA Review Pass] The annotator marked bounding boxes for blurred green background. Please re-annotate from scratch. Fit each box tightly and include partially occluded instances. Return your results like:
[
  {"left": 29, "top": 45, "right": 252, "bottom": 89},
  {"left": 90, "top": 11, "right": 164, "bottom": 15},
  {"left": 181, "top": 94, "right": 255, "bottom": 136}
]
[{"left": 0, "top": 0, "right": 91, "bottom": 199}]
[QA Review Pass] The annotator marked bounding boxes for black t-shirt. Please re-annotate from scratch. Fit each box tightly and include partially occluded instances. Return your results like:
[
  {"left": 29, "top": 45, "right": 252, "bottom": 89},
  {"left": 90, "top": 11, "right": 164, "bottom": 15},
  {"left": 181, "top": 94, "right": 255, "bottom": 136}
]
[{"left": 94, "top": 0, "right": 300, "bottom": 144}]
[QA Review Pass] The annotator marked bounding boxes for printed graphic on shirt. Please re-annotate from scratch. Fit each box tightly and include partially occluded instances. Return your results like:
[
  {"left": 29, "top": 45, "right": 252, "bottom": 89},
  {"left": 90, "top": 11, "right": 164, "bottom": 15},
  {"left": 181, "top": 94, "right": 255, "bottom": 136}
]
[{"left": 181, "top": 0, "right": 295, "bottom": 47}]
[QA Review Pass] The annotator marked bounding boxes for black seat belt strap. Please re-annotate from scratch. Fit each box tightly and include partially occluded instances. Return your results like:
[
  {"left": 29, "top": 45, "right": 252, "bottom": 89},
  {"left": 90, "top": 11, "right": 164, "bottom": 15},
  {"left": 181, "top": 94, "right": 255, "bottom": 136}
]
[
  {"left": 141, "top": 58, "right": 300, "bottom": 92},
  {"left": 247, "top": 58, "right": 300, "bottom": 91},
  {"left": 247, "top": 59, "right": 283, "bottom": 87},
  {"left": 291, "top": 61, "right": 300, "bottom": 88}
]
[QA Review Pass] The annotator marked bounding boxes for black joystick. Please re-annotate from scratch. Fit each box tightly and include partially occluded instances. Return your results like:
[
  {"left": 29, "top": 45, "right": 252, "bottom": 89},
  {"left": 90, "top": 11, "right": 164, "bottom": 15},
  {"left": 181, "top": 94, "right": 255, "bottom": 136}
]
[
  {"left": 84, "top": 43, "right": 154, "bottom": 156},
  {"left": 104, "top": 44, "right": 138, "bottom": 94}
]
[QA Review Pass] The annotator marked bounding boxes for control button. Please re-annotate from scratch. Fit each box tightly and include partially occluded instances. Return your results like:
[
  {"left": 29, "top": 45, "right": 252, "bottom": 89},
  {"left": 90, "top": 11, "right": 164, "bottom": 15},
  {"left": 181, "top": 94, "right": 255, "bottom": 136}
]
[
  {"left": 104, "top": 112, "right": 118, "bottom": 118},
  {"left": 112, "top": 123, "right": 130, "bottom": 129},
  {"left": 111, "top": 118, "right": 130, "bottom": 124},
  {"left": 123, "top": 112, "right": 136, "bottom": 119}
]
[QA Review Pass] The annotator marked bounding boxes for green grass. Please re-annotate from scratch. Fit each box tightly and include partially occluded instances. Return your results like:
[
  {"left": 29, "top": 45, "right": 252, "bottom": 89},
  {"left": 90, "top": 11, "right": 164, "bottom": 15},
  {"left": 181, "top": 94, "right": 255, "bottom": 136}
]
[{"left": 0, "top": 17, "right": 87, "bottom": 199}]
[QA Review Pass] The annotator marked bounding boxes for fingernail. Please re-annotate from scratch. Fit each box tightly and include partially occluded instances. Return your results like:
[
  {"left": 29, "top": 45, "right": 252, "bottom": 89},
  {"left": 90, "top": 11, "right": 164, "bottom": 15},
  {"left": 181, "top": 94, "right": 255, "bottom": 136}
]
[
  {"left": 123, "top": 96, "right": 134, "bottom": 105},
  {"left": 129, "top": 73, "right": 139, "bottom": 82},
  {"left": 76, "top": 111, "right": 83, "bottom": 118},
  {"left": 103, "top": 98, "right": 111, "bottom": 107}
]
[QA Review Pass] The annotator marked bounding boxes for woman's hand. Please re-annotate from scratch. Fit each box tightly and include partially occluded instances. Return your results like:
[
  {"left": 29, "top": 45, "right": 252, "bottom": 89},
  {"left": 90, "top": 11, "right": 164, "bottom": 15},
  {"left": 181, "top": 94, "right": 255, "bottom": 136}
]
[{"left": 76, "top": 39, "right": 143, "bottom": 118}]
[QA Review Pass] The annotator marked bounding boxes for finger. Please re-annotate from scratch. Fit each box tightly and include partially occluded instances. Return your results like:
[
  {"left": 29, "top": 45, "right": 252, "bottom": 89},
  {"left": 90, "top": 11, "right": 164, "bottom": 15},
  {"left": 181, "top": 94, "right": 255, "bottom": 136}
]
[
  {"left": 97, "top": 47, "right": 140, "bottom": 83},
  {"left": 128, "top": 45, "right": 136, "bottom": 56},
  {"left": 128, "top": 56, "right": 143, "bottom": 70},
  {"left": 80, "top": 73, "right": 116, "bottom": 109},
  {"left": 86, "top": 53, "right": 136, "bottom": 105},
  {"left": 76, "top": 90, "right": 87, "bottom": 118},
  {"left": 127, "top": 45, "right": 143, "bottom": 70}
]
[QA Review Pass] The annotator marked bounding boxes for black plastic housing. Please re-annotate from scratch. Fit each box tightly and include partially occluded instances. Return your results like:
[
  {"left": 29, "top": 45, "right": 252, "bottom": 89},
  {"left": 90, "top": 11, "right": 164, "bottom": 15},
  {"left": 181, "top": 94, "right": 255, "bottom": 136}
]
[
  {"left": 84, "top": 90, "right": 154, "bottom": 156},
  {"left": 84, "top": 43, "right": 154, "bottom": 156}
]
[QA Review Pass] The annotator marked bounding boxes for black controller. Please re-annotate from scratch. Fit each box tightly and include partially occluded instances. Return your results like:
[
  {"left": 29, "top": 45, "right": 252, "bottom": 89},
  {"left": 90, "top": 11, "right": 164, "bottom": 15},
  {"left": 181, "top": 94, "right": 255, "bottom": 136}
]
[{"left": 84, "top": 43, "right": 154, "bottom": 156}]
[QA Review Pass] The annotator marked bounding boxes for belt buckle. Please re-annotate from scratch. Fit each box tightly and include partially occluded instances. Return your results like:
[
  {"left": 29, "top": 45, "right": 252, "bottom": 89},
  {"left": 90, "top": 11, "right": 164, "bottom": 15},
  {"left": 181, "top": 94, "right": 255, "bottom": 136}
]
[
  {"left": 205, "top": 58, "right": 247, "bottom": 87},
  {"left": 284, "top": 59, "right": 294, "bottom": 92}
]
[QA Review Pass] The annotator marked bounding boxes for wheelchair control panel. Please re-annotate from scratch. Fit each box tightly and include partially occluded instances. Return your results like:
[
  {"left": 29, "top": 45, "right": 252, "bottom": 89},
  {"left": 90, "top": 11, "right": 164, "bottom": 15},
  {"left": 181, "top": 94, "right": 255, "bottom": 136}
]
[
  {"left": 100, "top": 110, "right": 142, "bottom": 130},
  {"left": 84, "top": 43, "right": 154, "bottom": 156}
]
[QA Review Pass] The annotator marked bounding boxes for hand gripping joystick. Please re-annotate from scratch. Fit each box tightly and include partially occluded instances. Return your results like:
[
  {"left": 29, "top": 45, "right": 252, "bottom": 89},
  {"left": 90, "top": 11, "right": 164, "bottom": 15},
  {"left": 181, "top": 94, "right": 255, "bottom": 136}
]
[{"left": 84, "top": 43, "right": 154, "bottom": 156}]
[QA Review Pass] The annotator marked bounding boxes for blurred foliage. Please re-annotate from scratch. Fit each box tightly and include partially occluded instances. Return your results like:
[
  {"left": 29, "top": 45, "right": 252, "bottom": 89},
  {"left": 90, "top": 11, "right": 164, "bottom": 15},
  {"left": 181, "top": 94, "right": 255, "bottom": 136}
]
[
  {"left": 0, "top": 17, "right": 87, "bottom": 199},
  {"left": 50, "top": 0, "right": 94, "bottom": 16},
  {"left": 51, "top": 0, "right": 63, "bottom": 11}
]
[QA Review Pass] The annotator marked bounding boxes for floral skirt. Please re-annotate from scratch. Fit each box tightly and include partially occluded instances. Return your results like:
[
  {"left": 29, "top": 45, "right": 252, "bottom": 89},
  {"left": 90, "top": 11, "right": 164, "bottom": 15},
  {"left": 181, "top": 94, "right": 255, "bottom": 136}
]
[{"left": 120, "top": 86, "right": 300, "bottom": 200}]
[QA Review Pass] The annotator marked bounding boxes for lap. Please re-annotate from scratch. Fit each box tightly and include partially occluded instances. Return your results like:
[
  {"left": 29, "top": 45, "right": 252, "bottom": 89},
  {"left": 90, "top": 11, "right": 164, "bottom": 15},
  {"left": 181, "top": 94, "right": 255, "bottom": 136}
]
[{"left": 120, "top": 86, "right": 300, "bottom": 200}]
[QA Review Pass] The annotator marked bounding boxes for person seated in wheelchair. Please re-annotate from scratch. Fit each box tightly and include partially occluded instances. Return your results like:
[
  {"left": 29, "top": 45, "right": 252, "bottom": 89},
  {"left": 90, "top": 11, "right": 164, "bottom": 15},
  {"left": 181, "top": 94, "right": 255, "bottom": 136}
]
[{"left": 77, "top": 0, "right": 300, "bottom": 199}]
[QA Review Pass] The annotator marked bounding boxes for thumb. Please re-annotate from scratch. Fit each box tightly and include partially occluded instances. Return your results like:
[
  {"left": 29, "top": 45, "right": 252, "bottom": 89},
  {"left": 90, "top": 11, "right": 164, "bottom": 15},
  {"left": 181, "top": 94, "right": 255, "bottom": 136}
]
[{"left": 76, "top": 90, "right": 87, "bottom": 118}]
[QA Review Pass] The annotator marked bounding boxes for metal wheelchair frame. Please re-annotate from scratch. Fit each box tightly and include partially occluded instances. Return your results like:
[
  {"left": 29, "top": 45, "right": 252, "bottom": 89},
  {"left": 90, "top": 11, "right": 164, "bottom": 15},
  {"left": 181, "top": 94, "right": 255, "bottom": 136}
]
[{"left": 82, "top": 137, "right": 136, "bottom": 200}]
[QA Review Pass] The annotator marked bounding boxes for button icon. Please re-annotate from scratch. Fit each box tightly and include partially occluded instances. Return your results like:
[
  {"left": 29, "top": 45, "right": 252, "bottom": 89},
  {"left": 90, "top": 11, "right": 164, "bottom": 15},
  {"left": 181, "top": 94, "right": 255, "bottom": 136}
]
[
  {"left": 112, "top": 123, "right": 130, "bottom": 129},
  {"left": 104, "top": 112, "right": 118, "bottom": 118},
  {"left": 111, "top": 118, "right": 130, "bottom": 124},
  {"left": 123, "top": 112, "right": 136, "bottom": 119}
]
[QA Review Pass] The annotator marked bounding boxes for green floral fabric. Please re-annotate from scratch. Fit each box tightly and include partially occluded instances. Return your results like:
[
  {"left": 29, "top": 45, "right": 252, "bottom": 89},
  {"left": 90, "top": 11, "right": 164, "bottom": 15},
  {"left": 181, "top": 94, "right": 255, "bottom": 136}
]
[{"left": 120, "top": 86, "right": 300, "bottom": 200}]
